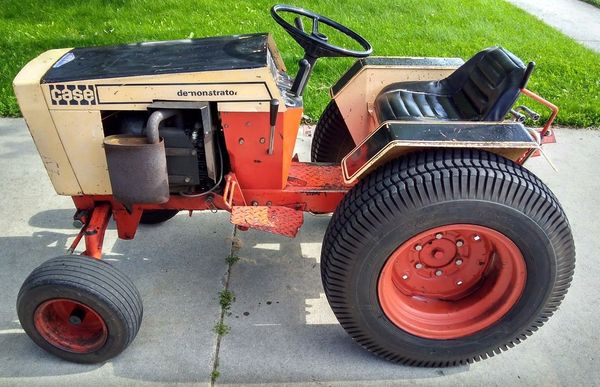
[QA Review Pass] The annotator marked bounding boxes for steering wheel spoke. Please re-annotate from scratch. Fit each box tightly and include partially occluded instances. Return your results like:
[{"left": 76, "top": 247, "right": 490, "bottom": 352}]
[
  {"left": 311, "top": 16, "right": 319, "bottom": 35},
  {"left": 310, "top": 16, "right": 329, "bottom": 42}
]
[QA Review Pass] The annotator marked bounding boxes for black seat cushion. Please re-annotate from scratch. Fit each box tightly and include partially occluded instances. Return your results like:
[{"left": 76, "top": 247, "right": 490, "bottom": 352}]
[{"left": 375, "top": 47, "right": 529, "bottom": 123}]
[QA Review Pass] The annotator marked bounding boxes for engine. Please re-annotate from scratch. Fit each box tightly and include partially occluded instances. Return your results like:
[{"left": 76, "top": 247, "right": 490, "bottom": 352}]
[{"left": 101, "top": 105, "right": 221, "bottom": 195}]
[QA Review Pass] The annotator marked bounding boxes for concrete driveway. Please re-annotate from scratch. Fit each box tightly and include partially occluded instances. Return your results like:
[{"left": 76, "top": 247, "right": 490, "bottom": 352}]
[{"left": 0, "top": 117, "right": 599, "bottom": 386}]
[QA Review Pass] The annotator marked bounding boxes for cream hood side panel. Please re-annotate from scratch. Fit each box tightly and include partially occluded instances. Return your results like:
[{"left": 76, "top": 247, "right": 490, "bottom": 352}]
[{"left": 13, "top": 49, "right": 83, "bottom": 195}]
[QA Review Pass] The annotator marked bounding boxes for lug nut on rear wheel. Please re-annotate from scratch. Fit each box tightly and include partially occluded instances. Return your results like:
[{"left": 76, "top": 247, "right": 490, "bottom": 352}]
[
  {"left": 415, "top": 263, "right": 423, "bottom": 269},
  {"left": 435, "top": 270, "right": 443, "bottom": 276},
  {"left": 455, "top": 259, "right": 463, "bottom": 266}
]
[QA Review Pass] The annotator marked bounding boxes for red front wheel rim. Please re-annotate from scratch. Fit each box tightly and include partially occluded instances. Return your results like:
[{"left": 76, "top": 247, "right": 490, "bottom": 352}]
[
  {"left": 378, "top": 224, "right": 526, "bottom": 339},
  {"left": 34, "top": 299, "right": 108, "bottom": 353}
]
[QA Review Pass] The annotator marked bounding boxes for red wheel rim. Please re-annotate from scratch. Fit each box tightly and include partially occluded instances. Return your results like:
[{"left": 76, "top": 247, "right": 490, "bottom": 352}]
[
  {"left": 34, "top": 299, "right": 108, "bottom": 353},
  {"left": 378, "top": 224, "right": 526, "bottom": 339}
]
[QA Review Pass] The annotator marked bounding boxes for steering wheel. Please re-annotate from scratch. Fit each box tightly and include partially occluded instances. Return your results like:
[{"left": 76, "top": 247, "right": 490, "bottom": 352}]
[{"left": 271, "top": 4, "right": 373, "bottom": 59}]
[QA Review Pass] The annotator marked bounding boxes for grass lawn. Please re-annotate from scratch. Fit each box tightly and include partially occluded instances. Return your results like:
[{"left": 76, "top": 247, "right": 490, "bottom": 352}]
[
  {"left": 1, "top": 0, "right": 599, "bottom": 127},
  {"left": 582, "top": 0, "right": 600, "bottom": 7}
]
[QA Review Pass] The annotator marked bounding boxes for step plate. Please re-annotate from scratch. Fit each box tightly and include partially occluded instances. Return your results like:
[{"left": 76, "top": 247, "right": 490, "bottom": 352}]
[{"left": 231, "top": 206, "right": 304, "bottom": 237}]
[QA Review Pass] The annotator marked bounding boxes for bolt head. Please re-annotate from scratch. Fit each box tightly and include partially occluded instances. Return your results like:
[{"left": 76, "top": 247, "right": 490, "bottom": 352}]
[
  {"left": 456, "top": 280, "right": 463, "bottom": 286},
  {"left": 435, "top": 233, "right": 443, "bottom": 239},
  {"left": 435, "top": 270, "right": 443, "bottom": 276},
  {"left": 259, "top": 137, "right": 266, "bottom": 144},
  {"left": 415, "top": 263, "right": 423, "bottom": 269},
  {"left": 473, "top": 235, "right": 481, "bottom": 241},
  {"left": 415, "top": 244, "right": 423, "bottom": 251},
  {"left": 239, "top": 138, "right": 245, "bottom": 145},
  {"left": 455, "top": 259, "right": 463, "bottom": 266},
  {"left": 402, "top": 274, "right": 409, "bottom": 280},
  {"left": 456, "top": 240, "right": 464, "bottom": 247}
]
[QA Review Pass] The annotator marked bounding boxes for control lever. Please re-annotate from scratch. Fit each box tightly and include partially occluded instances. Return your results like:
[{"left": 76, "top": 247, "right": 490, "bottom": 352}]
[
  {"left": 510, "top": 109, "right": 526, "bottom": 123},
  {"left": 268, "top": 99, "right": 280, "bottom": 155},
  {"left": 291, "top": 58, "right": 313, "bottom": 97},
  {"left": 515, "top": 105, "right": 541, "bottom": 121}
]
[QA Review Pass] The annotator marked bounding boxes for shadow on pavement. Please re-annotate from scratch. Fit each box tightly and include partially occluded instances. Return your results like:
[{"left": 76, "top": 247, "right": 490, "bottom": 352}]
[
  {"left": 28, "top": 209, "right": 118, "bottom": 230},
  {"left": 0, "top": 211, "right": 232, "bottom": 383},
  {"left": 218, "top": 215, "right": 469, "bottom": 384},
  {"left": 0, "top": 230, "right": 103, "bottom": 377}
]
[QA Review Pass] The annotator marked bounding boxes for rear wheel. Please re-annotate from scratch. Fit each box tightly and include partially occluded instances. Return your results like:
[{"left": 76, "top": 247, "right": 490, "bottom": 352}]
[
  {"left": 311, "top": 100, "right": 355, "bottom": 162},
  {"left": 321, "top": 149, "right": 575, "bottom": 366},
  {"left": 17, "top": 255, "right": 143, "bottom": 363},
  {"left": 140, "top": 209, "right": 178, "bottom": 225}
]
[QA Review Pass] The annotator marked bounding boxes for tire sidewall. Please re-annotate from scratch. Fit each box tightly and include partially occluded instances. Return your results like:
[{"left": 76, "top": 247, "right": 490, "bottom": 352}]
[
  {"left": 347, "top": 200, "right": 556, "bottom": 360},
  {"left": 18, "top": 284, "right": 130, "bottom": 363}
]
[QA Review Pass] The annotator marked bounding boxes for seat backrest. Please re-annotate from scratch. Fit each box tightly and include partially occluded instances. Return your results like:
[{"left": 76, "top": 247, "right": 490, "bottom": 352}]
[{"left": 444, "top": 47, "right": 529, "bottom": 121}]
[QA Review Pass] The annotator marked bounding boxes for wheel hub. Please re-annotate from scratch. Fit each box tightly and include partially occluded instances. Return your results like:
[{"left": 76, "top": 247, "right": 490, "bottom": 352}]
[
  {"left": 392, "top": 229, "right": 494, "bottom": 300},
  {"left": 34, "top": 299, "right": 108, "bottom": 353},
  {"left": 378, "top": 224, "right": 526, "bottom": 339},
  {"left": 418, "top": 237, "right": 457, "bottom": 267}
]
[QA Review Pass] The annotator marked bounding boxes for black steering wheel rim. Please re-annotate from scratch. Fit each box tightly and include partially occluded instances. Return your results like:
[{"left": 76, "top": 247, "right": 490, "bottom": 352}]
[{"left": 271, "top": 4, "right": 372, "bottom": 59}]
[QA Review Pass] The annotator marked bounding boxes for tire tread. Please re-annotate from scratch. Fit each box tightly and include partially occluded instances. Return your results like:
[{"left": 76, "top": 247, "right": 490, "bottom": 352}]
[{"left": 321, "top": 149, "right": 576, "bottom": 367}]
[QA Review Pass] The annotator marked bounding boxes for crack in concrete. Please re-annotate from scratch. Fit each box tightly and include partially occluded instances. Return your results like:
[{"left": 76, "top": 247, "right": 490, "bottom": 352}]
[{"left": 209, "top": 226, "right": 238, "bottom": 386}]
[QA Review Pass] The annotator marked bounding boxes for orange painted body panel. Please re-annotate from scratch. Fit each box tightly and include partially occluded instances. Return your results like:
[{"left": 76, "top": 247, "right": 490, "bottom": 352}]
[
  {"left": 231, "top": 206, "right": 304, "bottom": 237},
  {"left": 221, "top": 107, "right": 303, "bottom": 190},
  {"left": 70, "top": 162, "right": 351, "bottom": 254}
]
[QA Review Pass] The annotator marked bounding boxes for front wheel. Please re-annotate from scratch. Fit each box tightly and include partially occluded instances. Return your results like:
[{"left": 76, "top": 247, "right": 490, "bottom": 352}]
[
  {"left": 17, "top": 255, "right": 143, "bottom": 363},
  {"left": 321, "top": 149, "right": 575, "bottom": 366}
]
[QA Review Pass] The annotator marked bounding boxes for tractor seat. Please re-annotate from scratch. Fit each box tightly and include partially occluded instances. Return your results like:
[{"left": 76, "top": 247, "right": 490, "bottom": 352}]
[{"left": 374, "top": 47, "right": 533, "bottom": 123}]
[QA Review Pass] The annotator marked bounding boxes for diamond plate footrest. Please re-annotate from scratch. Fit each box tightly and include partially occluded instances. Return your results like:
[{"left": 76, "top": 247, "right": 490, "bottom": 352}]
[{"left": 231, "top": 206, "right": 304, "bottom": 237}]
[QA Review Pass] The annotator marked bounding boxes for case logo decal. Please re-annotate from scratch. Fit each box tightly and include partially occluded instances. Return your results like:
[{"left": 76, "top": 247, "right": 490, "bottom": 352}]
[{"left": 49, "top": 84, "right": 96, "bottom": 106}]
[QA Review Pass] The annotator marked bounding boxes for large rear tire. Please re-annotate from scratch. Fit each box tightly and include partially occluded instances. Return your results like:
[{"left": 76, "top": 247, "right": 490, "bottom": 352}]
[
  {"left": 321, "top": 149, "right": 575, "bottom": 366},
  {"left": 311, "top": 100, "right": 355, "bottom": 162},
  {"left": 17, "top": 255, "right": 143, "bottom": 363}
]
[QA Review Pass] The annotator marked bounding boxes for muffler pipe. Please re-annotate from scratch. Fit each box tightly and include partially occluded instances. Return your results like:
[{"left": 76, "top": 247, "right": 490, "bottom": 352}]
[{"left": 145, "top": 109, "right": 178, "bottom": 144}]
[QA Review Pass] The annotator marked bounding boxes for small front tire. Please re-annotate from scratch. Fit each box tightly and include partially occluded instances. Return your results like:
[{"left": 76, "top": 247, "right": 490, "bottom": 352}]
[{"left": 17, "top": 255, "right": 143, "bottom": 363}]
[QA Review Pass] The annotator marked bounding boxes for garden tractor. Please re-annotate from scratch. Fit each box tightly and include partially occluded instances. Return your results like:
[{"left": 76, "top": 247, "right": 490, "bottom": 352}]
[{"left": 12, "top": 4, "right": 575, "bottom": 366}]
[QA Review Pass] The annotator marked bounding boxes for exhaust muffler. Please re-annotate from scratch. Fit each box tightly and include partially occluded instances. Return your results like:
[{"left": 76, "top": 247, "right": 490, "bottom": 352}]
[{"left": 104, "top": 110, "right": 177, "bottom": 207}]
